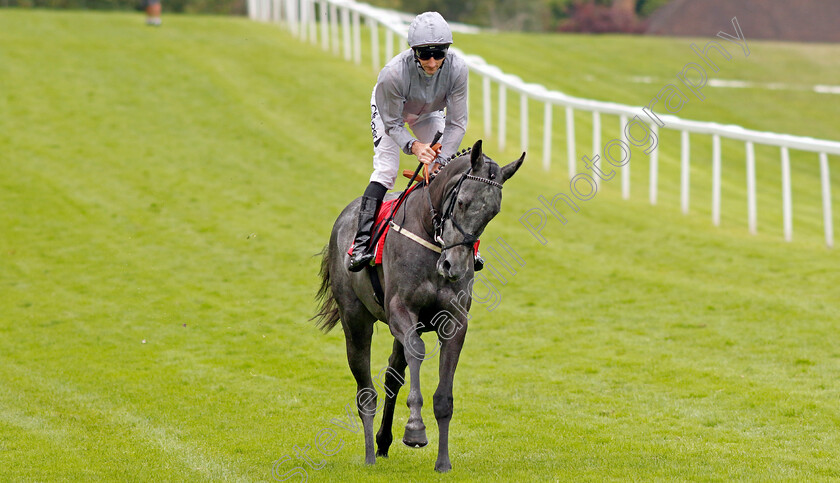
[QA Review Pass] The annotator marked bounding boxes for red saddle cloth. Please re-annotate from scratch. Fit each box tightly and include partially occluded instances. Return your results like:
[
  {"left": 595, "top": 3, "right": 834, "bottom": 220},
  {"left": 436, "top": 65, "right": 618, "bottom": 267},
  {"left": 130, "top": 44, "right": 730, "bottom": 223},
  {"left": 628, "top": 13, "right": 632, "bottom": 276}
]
[
  {"left": 348, "top": 185, "right": 479, "bottom": 266},
  {"left": 347, "top": 194, "right": 407, "bottom": 265}
]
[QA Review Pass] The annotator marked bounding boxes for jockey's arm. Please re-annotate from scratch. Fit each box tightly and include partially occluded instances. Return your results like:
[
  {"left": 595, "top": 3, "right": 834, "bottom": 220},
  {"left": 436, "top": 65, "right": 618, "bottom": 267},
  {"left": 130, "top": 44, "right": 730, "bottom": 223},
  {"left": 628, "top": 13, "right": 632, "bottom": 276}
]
[
  {"left": 438, "top": 59, "right": 469, "bottom": 161},
  {"left": 374, "top": 76, "right": 416, "bottom": 156}
]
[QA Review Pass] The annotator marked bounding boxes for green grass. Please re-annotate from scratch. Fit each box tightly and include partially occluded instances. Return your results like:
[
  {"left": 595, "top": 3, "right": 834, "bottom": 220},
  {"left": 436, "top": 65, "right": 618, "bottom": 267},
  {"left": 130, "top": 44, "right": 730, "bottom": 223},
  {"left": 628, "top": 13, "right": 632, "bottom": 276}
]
[{"left": 1, "top": 9, "right": 840, "bottom": 481}]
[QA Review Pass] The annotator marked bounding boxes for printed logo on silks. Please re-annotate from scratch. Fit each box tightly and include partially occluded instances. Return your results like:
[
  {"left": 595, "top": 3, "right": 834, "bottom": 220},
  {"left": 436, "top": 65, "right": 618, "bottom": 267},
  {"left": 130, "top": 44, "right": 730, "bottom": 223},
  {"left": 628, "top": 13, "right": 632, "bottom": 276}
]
[{"left": 371, "top": 104, "right": 382, "bottom": 147}]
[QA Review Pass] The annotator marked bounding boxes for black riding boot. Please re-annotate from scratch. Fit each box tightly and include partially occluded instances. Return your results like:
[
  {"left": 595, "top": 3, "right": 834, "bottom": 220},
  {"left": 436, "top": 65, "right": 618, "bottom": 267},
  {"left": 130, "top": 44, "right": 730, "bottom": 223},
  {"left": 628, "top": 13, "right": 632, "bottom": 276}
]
[{"left": 348, "top": 183, "right": 386, "bottom": 272}]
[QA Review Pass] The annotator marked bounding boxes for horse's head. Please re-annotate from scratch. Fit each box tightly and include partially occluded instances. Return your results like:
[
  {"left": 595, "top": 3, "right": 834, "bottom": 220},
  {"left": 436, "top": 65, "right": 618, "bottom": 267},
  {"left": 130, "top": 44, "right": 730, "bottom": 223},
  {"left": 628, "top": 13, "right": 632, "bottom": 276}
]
[{"left": 433, "top": 140, "right": 524, "bottom": 282}]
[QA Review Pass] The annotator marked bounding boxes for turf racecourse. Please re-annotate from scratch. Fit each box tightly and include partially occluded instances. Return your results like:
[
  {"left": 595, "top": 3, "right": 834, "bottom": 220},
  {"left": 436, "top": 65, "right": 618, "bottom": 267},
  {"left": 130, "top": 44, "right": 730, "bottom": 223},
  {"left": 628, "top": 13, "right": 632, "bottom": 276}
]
[{"left": 2, "top": 9, "right": 840, "bottom": 481}]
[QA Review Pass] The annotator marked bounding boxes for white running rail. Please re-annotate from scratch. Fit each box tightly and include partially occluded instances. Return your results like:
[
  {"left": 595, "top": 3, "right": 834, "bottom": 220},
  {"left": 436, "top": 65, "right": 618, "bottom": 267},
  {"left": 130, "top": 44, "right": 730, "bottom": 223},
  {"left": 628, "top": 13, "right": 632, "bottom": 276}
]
[{"left": 249, "top": 0, "right": 837, "bottom": 248}]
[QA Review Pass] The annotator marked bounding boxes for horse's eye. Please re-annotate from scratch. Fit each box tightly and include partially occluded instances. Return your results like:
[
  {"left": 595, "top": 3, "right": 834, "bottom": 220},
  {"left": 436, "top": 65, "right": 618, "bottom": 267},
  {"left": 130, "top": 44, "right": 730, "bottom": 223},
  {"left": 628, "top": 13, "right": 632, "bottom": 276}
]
[{"left": 457, "top": 200, "right": 464, "bottom": 208}]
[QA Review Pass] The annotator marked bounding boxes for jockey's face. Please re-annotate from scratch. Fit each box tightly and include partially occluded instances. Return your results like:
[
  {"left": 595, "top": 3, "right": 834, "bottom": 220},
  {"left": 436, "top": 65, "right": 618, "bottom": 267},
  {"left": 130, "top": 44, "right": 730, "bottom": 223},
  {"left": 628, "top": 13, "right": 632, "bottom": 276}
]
[
  {"left": 414, "top": 45, "right": 447, "bottom": 76},
  {"left": 419, "top": 55, "right": 443, "bottom": 75}
]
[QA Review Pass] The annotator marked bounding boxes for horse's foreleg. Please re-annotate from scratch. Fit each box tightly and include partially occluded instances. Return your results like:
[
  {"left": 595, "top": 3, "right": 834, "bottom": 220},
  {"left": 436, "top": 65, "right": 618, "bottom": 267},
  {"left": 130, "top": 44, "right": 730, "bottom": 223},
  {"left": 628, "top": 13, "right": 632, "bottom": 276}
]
[
  {"left": 434, "top": 329, "right": 466, "bottom": 473},
  {"left": 388, "top": 301, "right": 428, "bottom": 448},
  {"left": 375, "top": 338, "right": 407, "bottom": 457},
  {"left": 343, "top": 320, "right": 377, "bottom": 465},
  {"left": 402, "top": 329, "right": 428, "bottom": 448}
]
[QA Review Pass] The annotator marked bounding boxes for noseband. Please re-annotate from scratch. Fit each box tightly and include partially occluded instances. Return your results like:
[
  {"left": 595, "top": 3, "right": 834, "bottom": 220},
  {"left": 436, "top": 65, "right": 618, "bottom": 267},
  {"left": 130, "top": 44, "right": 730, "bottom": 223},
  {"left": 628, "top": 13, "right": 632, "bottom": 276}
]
[{"left": 430, "top": 167, "right": 504, "bottom": 252}]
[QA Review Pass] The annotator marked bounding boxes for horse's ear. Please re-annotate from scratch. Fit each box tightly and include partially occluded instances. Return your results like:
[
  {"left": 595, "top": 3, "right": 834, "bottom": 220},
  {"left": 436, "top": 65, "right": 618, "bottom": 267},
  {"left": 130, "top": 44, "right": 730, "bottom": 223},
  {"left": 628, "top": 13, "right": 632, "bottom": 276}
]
[
  {"left": 470, "top": 140, "right": 484, "bottom": 172},
  {"left": 501, "top": 152, "right": 526, "bottom": 183}
]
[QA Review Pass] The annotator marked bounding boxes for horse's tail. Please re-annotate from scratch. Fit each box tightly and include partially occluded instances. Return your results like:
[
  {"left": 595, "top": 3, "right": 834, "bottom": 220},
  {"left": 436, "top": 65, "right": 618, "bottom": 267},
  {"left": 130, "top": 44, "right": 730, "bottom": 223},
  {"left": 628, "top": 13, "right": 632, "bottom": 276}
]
[{"left": 311, "top": 244, "right": 341, "bottom": 333}]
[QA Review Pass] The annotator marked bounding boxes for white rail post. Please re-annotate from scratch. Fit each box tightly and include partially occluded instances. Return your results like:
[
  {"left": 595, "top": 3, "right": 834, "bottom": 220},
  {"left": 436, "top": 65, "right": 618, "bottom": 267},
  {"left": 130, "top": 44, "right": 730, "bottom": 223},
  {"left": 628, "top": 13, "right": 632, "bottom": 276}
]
[
  {"left": 498, "top": 84, "right": 507, "bottom": 151},
  {"left": 329, "top": 3, "right": 338, "bottom": 54},
  {"left": 298, "top": 0, "right": 308, "bottom": 40},
  {"left": 592, "top": 111, "right": 601, "bottom": 189},
  {"left": 369, "top": 17, "right": 380, "bottom": 72},
  {"left": 681, "top": 130, "right": 690, "bottom": 214},
  {"left": 320, "top": 1, "right": 329, "bottom": 51},
  {"left": 649, "top": 124, "right": 659, "bottom": 205},
  {"left": 820, "top": 153, "right": 834, "bottom": 248},
  {"left": 620, "top": 114, "right": 629, "bottom": 200},
  {"left": 352, "top": 10, "right": 362, "bottom": 65},
  {"left": 520, "top": 94, "right": 529, "bottom": 154},
  {"left": 483, "top": 76, "right": 492, "bottom": 139},
  {"left": 287, "top": 0, "right": 298, "bottom": 37},
  {"left": 566, "top": 106, "right": 575, "bottom": 178},
  {"left": 781, "top": 147, "right": 793, "bottom": 242},
  {"left": 712, "top": 134, "right": 721, "bottom": 226},
  {"left": 543, "top": 102, "right": 552, "bottom": 171},
  {"left": 330, "top": 3, "right": 339, "bottom": 55},
  {"left": 273, "top": 0, "right": 282, "bottom": 22},
  {"left": 311, "top": 0, "right": 319, "bottom": 43},
  {"left": 385, "top": 27, "right": 394, "bottom": 61},
  {"left": 341, "top": 7, "right": 351, "bottom": 61},
  {"left": 746, "top": 141, "right": 757, "bottom": 235},
  {"left": 308, "top": 0, "right": 317, "bottom": 44}
]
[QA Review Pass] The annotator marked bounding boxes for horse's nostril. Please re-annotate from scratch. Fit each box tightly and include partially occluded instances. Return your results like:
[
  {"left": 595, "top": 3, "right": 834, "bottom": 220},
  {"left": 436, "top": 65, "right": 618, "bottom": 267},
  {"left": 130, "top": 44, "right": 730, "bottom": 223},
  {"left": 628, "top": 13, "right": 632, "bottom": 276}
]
[{"left": 442, "top": 260, "right": 451, "bottom": 273}]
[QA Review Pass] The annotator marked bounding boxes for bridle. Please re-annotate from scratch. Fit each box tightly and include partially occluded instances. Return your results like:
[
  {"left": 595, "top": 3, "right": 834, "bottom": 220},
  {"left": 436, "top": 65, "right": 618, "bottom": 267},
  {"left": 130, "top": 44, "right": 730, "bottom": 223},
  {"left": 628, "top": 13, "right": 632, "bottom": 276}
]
[
  {"left": 427, "top": 162, "right": 504, "bottom": 252},
  {"left": 387, "top": 150, "right": 504, "bottom": 256}
]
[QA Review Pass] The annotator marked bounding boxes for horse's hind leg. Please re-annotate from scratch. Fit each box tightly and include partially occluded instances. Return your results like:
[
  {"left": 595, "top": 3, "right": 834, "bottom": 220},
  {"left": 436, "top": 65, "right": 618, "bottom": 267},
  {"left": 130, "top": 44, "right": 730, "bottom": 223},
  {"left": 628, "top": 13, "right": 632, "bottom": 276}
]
[
  {"left": 340, "top": 312, "right": 378, "bottom": 465},
  {"left": 375, "top": 338, "right": 407, "bottom": 457}
]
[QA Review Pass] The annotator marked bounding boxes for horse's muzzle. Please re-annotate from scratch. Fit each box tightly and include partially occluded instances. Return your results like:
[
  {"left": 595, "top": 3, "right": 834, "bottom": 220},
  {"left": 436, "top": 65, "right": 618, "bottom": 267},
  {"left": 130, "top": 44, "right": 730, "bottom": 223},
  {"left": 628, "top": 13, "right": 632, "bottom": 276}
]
[{"left": 437, "top": 252, "right": 469, "bottom": 282}]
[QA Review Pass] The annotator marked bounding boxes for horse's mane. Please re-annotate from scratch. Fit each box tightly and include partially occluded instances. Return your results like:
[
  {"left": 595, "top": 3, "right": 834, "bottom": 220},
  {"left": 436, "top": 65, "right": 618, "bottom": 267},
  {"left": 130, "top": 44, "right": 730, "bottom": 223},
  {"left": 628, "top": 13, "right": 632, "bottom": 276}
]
[
  {"left": 442, "top": 146, "right": 473, "bottom": 167},
  {"left": 431, "top": 144, "right": 498, "bottom": 189}
]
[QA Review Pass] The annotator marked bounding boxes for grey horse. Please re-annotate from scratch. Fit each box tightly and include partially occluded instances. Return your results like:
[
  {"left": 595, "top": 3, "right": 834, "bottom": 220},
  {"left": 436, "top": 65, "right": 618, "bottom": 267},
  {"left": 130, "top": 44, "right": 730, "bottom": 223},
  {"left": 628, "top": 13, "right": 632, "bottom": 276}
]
[{"left": 313, "top": 140, "right": 524, "bottom": 472}]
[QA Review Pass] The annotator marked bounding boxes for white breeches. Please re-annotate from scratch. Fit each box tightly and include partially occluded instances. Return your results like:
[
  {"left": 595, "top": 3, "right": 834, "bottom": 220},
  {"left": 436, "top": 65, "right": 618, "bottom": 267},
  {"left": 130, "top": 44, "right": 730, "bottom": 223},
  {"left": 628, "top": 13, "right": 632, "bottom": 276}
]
[{"left": 369, "top": 88, "right": 444, "bottom": 189}]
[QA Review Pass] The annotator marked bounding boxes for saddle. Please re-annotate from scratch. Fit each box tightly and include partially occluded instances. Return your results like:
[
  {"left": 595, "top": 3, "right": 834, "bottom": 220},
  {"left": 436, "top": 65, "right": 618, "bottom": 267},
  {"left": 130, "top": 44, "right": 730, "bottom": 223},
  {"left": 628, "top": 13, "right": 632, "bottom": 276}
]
[{"left": 346, "top": 183, "right": 422, "bottom": 266}]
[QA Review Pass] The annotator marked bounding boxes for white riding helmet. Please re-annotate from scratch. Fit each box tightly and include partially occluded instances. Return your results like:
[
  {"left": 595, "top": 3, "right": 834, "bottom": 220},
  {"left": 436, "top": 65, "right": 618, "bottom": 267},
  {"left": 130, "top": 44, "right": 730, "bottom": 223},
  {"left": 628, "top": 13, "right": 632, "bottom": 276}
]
[{"left": 407, "top": 12, "right": 453, "bottom": 48}]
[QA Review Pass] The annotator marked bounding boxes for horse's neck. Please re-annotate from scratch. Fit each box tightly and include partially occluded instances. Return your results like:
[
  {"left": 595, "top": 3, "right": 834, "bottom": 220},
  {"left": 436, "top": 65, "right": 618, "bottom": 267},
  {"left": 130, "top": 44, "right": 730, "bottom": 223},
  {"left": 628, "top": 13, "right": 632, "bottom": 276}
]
[
  {"left": 399, "top": 159, "right": 470, "bottom": 234},
  {"left": 430, "top": 161, "right": 470, "bottom": 205},
  {"left": 400, "top": 185, "right": 435, "bottom": 236},
  {"left": 395, "top": 166, "right": 461, "bottom": 237}
]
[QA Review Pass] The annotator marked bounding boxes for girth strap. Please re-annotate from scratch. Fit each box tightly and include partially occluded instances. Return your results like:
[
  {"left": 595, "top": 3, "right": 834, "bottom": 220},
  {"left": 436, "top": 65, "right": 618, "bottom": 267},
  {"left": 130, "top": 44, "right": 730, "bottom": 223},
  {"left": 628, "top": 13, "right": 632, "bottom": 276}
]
[
  {"left": 389, "top": 221, "right": 442, "bottom": 254},
  {"left": 366, "top": 265, "right": 384, "bottom": 306}
]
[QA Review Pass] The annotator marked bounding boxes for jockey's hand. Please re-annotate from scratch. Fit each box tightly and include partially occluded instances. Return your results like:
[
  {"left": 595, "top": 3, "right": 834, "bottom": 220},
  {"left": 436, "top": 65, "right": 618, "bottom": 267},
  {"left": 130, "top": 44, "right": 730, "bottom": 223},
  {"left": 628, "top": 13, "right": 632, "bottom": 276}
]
[{"left": 411, "top": 141, "right": 437, "bottom": 166}]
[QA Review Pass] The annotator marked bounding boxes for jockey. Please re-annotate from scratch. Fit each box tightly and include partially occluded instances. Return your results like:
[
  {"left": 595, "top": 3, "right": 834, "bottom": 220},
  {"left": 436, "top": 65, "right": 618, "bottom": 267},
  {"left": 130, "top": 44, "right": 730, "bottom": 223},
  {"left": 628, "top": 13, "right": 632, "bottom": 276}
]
[{"left": 348, "top": 11, "right": 484, "bottom": 272}]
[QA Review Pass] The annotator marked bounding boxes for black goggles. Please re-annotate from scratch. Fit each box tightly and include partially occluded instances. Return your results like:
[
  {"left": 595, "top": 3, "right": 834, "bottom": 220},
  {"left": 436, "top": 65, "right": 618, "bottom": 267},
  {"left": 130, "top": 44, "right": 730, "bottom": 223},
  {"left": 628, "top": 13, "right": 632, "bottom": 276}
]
[{"left": 414, "top": 46, "right": 448, "bottom": 61}]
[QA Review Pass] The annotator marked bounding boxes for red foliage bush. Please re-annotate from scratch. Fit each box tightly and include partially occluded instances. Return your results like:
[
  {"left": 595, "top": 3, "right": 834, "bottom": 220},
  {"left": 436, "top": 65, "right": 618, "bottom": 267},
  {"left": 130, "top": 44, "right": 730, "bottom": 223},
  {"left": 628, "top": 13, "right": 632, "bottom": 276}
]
[{"left": 559, "top": 1, "right": 648, "bottom": 34}]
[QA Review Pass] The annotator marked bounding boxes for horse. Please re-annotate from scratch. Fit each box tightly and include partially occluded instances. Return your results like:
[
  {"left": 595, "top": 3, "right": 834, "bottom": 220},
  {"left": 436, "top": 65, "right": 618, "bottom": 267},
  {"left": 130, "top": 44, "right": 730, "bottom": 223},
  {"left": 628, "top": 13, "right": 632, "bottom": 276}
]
[{"left": 313, "top": 140, "right": 524, "bottom": 472}]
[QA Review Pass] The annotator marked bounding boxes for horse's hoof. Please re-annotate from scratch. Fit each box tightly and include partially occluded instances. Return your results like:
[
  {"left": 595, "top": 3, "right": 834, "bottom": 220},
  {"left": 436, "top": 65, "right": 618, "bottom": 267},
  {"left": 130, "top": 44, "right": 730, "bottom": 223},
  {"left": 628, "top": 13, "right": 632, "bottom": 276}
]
[
  {"left": 402, "top": 428, "right": 428, "bottom": 448},
  {"left": 376, "top": 449, "right": 389, "bottom": 458},
  {"left": 435, "top": 461, "right": 452, "bottom": 472},
  {"left": 402, "top": 439, "right": 428, "bottom": 448}
]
